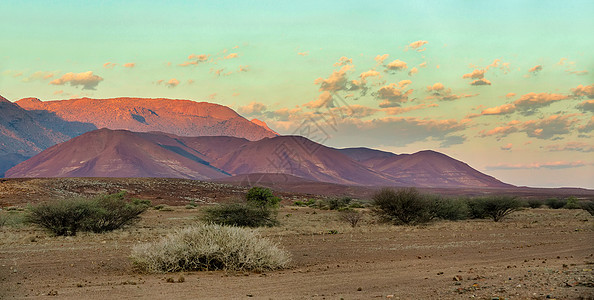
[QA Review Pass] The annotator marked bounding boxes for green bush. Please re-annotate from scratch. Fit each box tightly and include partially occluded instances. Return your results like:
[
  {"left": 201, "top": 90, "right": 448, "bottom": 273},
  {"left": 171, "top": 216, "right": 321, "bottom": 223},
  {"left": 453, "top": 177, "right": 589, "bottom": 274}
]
[
  {"left": 545, "top": 198, "right": 567, "bottom": 209},
  {"left": 429, "top": 196, "right": 469, "bottom": 221},
  {"left": 202, "top": 203, "right": 278, "bottom": 227},
  {"left": 580, "top": 201, "right": 594, "bottom": 216},
  {"left": 467, "top": 196, "right": 521, "bottom": 222},
  {"left": 563, "top": 197, "right": 581, "bottom": 209},
  {"left": 372, "top": 188, "right": 432, "bottom": 225},
  {"left": 27, "top": 192, "right": 147, "bottom": 236},
  {"left": 327, "top": 197, "right": 352, "bottom": 210},
  {"left": 246, "top": 187, "right": 281, "bottom": 208},
  {"left": 130, "top": 224, "right": 291, "bottom": 273},
  {"left": 526, "top": 199, "right": 542, "bottom": 209}
]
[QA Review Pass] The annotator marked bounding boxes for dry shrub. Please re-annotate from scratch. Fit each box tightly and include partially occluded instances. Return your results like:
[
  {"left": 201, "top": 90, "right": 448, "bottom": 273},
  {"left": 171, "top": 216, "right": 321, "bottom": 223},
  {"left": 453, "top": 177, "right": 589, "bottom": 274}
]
[
  {"left": 339, "top": 209, "right": 363, "bottom": 227},
  {"left": 130, "top": 224, "right": 291, "bottom": 273}
]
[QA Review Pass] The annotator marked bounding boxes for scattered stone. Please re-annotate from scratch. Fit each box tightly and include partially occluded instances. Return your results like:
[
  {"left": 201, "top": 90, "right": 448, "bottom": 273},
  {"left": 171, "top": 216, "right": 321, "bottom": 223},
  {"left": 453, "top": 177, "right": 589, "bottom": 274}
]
[{"left": 453, "top": 275, "right": 463, "bottom": 281}]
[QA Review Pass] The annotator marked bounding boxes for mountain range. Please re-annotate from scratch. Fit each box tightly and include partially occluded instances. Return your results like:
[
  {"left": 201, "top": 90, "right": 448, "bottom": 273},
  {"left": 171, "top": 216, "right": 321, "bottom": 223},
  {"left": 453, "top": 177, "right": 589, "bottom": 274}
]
[
  {"left": 5, "top": 128, "right": 512, "bottom": 188},
  {"left": 0, "top": 96, "right": 276, "bottom": 176}
]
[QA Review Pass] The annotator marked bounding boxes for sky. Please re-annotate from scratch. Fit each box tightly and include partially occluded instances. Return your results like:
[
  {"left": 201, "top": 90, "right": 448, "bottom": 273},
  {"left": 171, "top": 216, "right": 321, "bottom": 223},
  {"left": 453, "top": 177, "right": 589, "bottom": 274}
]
[{"left": 1, "top": 0, "right": 593, "bottom": 188}]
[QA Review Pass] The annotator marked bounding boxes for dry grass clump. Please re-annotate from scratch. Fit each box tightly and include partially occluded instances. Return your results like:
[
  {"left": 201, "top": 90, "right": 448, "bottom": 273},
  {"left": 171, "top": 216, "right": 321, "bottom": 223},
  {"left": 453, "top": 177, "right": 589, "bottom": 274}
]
[{"left": 130, "top": 224, "right": 291, "bottom": 273}]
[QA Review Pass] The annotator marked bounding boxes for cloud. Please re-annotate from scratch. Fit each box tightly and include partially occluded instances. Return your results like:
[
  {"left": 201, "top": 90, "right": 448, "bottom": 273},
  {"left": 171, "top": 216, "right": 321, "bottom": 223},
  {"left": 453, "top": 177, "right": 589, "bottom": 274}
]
[
  {"left": 103, "top": 62, "right": 116, "bottom": 69},
  {"left": 419, "top": 62, "right": 427, "bottom": 68},
  {"left": 383, "top": 103, "right": 438, "bottom": 115},
  {"left": 180, "top": 54, "right": 210, "bottom": 66},
  {"left": 481, "top": 104, "right": 517, "bottom": 115},
  {"left": 238, "top": 102, "right": 268, "bottom": 116},
  {"left": 479, "top": 123, "right": 519, "bottom": 138},
  {"left": 566, "top": 70, "right": 589, "bottom": 76},
  {"left": 333, "top": 56, "right": 353, "bottom": 66},
  {"left": 385, "top": 59, "right": 408, "bottom": 71},
  {"left": 165, "top": 78, "right": 179, "bottom": 88},
  {"left": 238, "top": 65, "right": 249, "bottom": 72},
  {"left": 53, "top": 90, "right": 64, "bottom": 95},
  {"left": 304, "top": 91, "right": 334, "bottom": 109},
  {"left": 50, "top": 71, "right": 103, "bottom": 90},
  {"left": 408, "top": 67, "right": 419, "bottom": 76},
  {"left": 331, "top": 104, "right": 379, "bottom": 119},
  {"left": 426, "top": 82, "right": 477, "bottom": 101},
  {"left": 578, "top": 116, "right": 594, "bottom": 133},
  {"left": 374, "top": 83, "right": 413, "bottom": 107},
  {"left": 506, "top": 92, "right": 516, "bottom": 98},
  {"left": 501, "top": 143, "right": 513, "bottom": 151},
  {"left": 374, "top": 54, "right": 389, "bottom": 64},
  {"left": 439, "top": 135, "right": 466, "bottom": 147},
  {"left": 522, "top": 114, "right": 579, "bottom": 139},
  {"left": 462, "top": 69, "right": 485, "bottom": 79},
  {"left": 224, "top": 53, "right": 238, "bottom": 60},
  {"left": 486, "top": 161, "right": 589, "bottom": 170},
  {"left": 359, "top": 69, "right": 380, "bottom": 80},
  {"left": 22, "top": 71, "right": 55, "bottom": 82},
  {"left": 407, "top": 40, "right": 428, "bottom": 52},
  {"left": 470, "top": 78, "right": 491, "bottom": 86},
  {"left": 546, "top": 141, "right": 594, "bottom": 152},
  {"left": 513, "top": 92, "right": 569, "bottom": 115},
  {"left": 571, "top": 84, "right": 594, "bottom": 99},
  {"left": 339, "top": 116, "right": 469, "bottom": 147},
  {"left": 123, "top": 63, "right": 135, "bottom": 68},
  {"left": 298, "top": 52, "right": 308, "bottom": 56},
  {"left": 314, "top": 65, "right": 353, "bottom": 92},
  {"left": 528, "top": 65, "right": 543, "bottom": 74},
  {"left": 576, "top": 100, "right": 594, "bottom": 113}
]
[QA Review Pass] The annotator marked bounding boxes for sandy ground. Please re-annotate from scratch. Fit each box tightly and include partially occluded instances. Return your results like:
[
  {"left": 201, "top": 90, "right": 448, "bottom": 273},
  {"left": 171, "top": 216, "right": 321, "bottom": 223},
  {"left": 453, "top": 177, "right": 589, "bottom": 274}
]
[{"left": 1, "top": 206, "right": 593, "bottom": 300}]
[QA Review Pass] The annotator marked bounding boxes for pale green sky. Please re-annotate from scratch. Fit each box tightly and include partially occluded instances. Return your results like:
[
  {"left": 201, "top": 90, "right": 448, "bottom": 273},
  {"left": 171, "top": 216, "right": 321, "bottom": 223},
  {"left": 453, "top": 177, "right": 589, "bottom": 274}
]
[{"left": 1, "top": 0, "right": 593, "bottom": 188}]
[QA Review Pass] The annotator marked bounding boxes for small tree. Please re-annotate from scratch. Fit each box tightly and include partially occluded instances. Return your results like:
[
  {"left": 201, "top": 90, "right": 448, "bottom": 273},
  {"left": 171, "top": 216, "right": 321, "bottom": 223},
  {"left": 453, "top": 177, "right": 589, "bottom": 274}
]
[
  {"left": 246, "top": 187, "right": 281, "bottom": 208},
  {"left": 339, "top": 209, "right": 363, "bottom": 227},
  {"left": 372, "top": 188, "right": 431, "bottom": 225},
  {"left": 580, "top": 201, "right": 594, "bottom": 216},
  {"left": 471, "top": 196, "right": 521, "bottom": 222}
]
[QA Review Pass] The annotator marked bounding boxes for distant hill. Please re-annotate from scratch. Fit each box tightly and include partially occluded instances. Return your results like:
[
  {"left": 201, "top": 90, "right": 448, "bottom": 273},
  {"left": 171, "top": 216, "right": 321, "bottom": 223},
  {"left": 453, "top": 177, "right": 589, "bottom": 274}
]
[
  {"left": 0, "top": 95, "right": 92, "bottom": 175},
  {"left": 6, "top": 128, "right": 511, "bottom": 188},
  {"left": 16, "top": 97, "right": 277, "bottom": 141}
]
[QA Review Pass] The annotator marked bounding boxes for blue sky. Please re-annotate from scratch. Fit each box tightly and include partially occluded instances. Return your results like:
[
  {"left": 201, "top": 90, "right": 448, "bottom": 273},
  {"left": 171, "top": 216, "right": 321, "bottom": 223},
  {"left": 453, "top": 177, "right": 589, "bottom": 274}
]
[{"left": 1, "top": 0, "right": 593, "bottom": 188}]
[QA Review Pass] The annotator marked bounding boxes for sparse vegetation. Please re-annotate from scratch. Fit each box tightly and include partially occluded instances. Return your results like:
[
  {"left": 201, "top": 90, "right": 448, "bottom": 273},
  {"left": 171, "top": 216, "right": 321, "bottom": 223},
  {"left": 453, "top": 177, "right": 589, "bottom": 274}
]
[
  {"left": 202, "top": 203, "right": 278, "bottom": 227},
  {"left": 563, "top": 197, "right": 581, "bottom": 209},
  {"left": 580, "top": 200, "right": 594, "bottom": 216},
  {"left": 526, "top": 199, "right": 542, "bottom": 209},
  {"left": 26, "top": 192, "right": 147, "bottom": 236},
  {"left": 372, "top": 188, "right": 432, "bottom": 225},
  {"left": 130, "top": 224, "right": 291, "bottom": 273},
  {"left": 467, "top": 196, "right": 522, "bottom": 222},
  {"left": 339, "top": 209, "right": 363, "bottom": 227},
  {"left": 545, "top": 198, "right": 567, "bottom": 209},
  {"left": 428, "top": 196, "right": 469, "bottom": 221}
]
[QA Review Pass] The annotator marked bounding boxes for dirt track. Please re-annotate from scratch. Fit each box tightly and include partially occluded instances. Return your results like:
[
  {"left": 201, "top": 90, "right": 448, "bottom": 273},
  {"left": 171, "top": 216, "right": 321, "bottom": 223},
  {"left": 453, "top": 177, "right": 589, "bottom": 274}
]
[{"left": 1, "top": 206, "right": 593, "bottom": 299}]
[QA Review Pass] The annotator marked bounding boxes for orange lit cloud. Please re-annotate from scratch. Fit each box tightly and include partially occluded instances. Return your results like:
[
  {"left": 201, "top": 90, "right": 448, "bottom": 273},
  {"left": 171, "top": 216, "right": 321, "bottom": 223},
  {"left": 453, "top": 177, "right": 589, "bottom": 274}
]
[
  {"left": 514, "top": 92, "right": 568, "bottom": 115},
  {"left": 407, "top": 40, "right": 428, "bottom": 52},
  {"left": 386, "top": 59, "right": 408, "bottom": 71},
  {"left": 408, "top": 67, "right": 418, "bottom": 76},
  {"left": 50, "top": 71, "right": 103, "bottom": 90},
  {"left": 479, "top": 123, "right": 519, "bottom": 138},
  {"left": 506, "top": 92, "right": 516, "bottom": 98},
  {"left": 314, "top": 65, "right": 353, "bottom": 92},
  {"left": 333, "top": 56, "right": 353, "bottom": 67},
  {"left": 305, "top": 91, "right": 334, "bottom": 109},
  {"left": 180, "top": 54, "right": 210, "bottom": 66},
  {"left": 462, "top": 69, "right": 485, "bottom": 79},
  {"left": 470, "top": 78, "right": 492, "bottom": 86},
  {"left": 224, "top": 53, "right": 238, "bottom": 59},
  {"left": 578, "top": 116, "right": 594, "bottom": 133},
  {"left": 374, "top": 54, "right": 389, "bottom": 64},
  {"left": 374, "top": 83, "right": 413, "bottom": 107},
  {"left": 238, "top": 101, "right": 268, "bottom": 115},
  {"left": 123, "top": 63, "right": 135, "bottom": 68},
  {"left": 426, "top": 82, "right": 477, "bottom": 101},
  {"left": 22, "top": 71, "right": 55, "bottom": 82},
  {"left": 576, "top": 100, "right": 594, "bottom": 113},
  {"left": 528, "top": 65, "right": 543, "bottom": 74},
  {"left": 571, "top": 84, "right": 594, "bottom": 99},
  {"left": 522, "top": 114, "right": 579, "bottom": 139},
  {"left": 359, "top": 69, "right": 380, "bottom": 80},
  {"left": 103, "top": 62, "right": 116, "bottom": 69},
  {"left": 481, "top": 103, "right": 516, "bottom": 115},
  {"left": 298, "top": 52, "right": 308, "bottom": 56}
]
